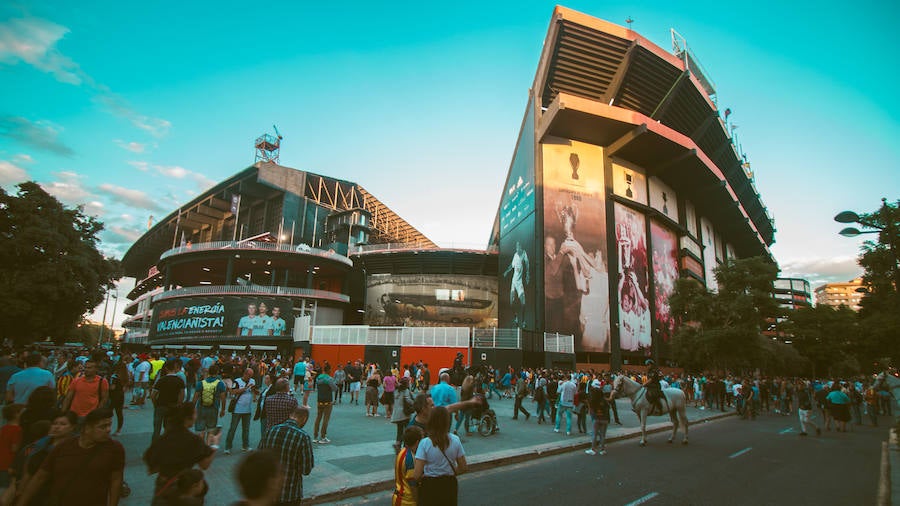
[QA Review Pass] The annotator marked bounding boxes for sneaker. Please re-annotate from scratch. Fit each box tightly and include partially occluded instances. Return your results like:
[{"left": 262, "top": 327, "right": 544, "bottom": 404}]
[
  {"left": 566, "top": 432, "right": 571, "bottom": 436},
  {"left": 314, "top": 438, "right": 321, "bottom": 444},
  {"left": 242, "top": 448, "right": 250, "bottom": 452},
  {"left": 224, "top": 449, "right": 231, "bottom": 455},
  {"left": 554, "top": 428, "right": 560, "bottom": 433},
  {"left": 585, "top": 449, "right": 597, "bottom": 455},
  {"left": 598, "top": 450, "right": 607, "bottom": 455},
  {"left": 320, "top": 437, "right": 330, "bottom": 444}
]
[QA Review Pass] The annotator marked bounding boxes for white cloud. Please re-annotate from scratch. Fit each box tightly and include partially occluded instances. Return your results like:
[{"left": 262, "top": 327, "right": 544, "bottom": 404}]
[
  {"left": 0, "top": 17, "right": 82, "bottom": 84},
  {"left": 42, "top": 171, "right": 91, "bottom": 203},
  {"left": 779, "top": 256, "right": 863, "bottom": 288},
  {"left": 0, "top": 160, "right": 29, "bottom": 188},
  {"left": 0, "top": 17, "right": 171, "bottom": 137},
  {"left": 156, "top": 165, "right": 189, "bottom": 179},
  {"left": 114, "top": 140, "right": 145, "bottom": 153},
  {"left": 105, "top": 225, "right": 143, "bottom": 243},
  {"left": 0, "top": 116, "right": 74, "bottom": 157},
  {"left": 127, "top": 160, "right": 150, "bottom": 172},
  {"left": 98, "top": 183, "right": 166, "bottom": 212},
  {"left": 83, "top": 200, "right": 104, "bottom": 216},
  {"left": 13, "top": 154, "right": 33, "bottom": 164}
]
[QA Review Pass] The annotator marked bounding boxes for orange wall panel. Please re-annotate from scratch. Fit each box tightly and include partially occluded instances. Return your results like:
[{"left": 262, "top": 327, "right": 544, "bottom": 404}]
[
  {"left": 399, "top": 347, "right": 469, "bottom": 384},
  {"left": 310, "top": 344, "right": 366, "bottom": 369}
]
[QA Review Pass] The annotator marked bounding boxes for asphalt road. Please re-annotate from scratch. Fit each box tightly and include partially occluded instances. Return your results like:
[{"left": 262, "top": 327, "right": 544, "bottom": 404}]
[{"left": 337, "top": 412, "right": 891, "bottom": 506}]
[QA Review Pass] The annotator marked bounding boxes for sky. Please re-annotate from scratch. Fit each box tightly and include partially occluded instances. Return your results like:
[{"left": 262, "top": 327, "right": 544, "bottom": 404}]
[{"left": 1, "top": 0, "right": 898, "bottom": 330}]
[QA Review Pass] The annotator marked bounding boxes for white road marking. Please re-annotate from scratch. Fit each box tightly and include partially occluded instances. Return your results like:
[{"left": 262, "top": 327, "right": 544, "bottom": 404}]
[
  {"left": 779, "top": 427, "right": 794, "bottom": 434},
  {"left": 729, "top": 447, "right": 753, "bottom": 458},
  {"left": 624, "top": 492, "right": 660, "bottom": 506}
]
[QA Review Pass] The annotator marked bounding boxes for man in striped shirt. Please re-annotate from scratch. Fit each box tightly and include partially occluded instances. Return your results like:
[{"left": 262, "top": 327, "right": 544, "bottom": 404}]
[{"left": 259, "top": 406, "right": 315, "bottom": 505}]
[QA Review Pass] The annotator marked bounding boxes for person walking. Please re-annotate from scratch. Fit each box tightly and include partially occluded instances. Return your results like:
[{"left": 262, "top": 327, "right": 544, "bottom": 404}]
[
  {"left": 149, "top": 360, "right": 186, "bottom": 442},
  {"left": 258, "top": 406, "right": 315, "bottom": 505},
  {"left": 391, "top": 378, "right": 414, "bottom": 451},
  {"left": 264, "top": 379, "right": 299, "bottom": 434},
  {"left": 555, "top": 375, "right": 576, "bottom": 435},
  {"left": 17, "top": 408, "right": 125, "bottom": 506},
  {"left": 413, "top": 406, "right": 467, "bottom": 506},
  {"left": 6, "top": 354, "right": 54, "bottom": 405},
  {"left": 586, "top": 380, "right": 610, "bottom": 455},
  {"left": 512, "top": 372, "right": 531, "bottom": 422},
  {"left": 193, "top": 364, "right": 227, "bottom": 447},
  {"left": 61, "top": 359, "right": 109, "bottom": 425},
  {"left": 313, "top": 363, "right": 336, "bottom": 444},
  {"left": 143, "top": 403, "right": 217, "bottom": 495},
  {"left": 224, "top": 368, "right": 256, "bottom": 455},
  {"left": 796, "top": 380, "right": 821, "bottom": 436}
]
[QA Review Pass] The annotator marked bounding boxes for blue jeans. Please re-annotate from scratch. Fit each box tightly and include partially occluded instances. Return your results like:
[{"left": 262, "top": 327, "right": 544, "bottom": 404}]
[
  {"left": 226, "top": 412, "right": 251, "bottom": 451},
  {"left": 152, "top": 405, "right": 171, "bottom": 442},
  {"left": 591, "top": 417, "right": 608, "bottom": 451},
  {"left": 454, "top": 409, "right": 471, "bottom": 433},
  {"left": 555, "top": 404, "right": 572, "bottom": 432}
]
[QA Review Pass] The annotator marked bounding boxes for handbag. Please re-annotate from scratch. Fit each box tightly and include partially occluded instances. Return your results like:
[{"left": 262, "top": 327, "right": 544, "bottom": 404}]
[{"left": 402, "top": 393, "right": 415, "bottom": 416}]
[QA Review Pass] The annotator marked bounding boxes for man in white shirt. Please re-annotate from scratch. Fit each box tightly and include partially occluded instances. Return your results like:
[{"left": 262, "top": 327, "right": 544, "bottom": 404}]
[
  {"left": 134, "top": 356, "right": 152, "bottom": 406},
  {"left": 555, "top": 375, "right": 577, "bottom": 435}
]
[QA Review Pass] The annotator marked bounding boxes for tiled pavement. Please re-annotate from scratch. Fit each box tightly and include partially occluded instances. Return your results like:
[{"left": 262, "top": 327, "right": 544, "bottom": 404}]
[{"left": 118, "top": 393, "right": 734, "bottom": 504}]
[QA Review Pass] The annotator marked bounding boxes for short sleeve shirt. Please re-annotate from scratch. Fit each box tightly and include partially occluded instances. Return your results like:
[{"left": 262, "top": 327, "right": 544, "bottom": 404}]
[
  {"left": 154, "top": 375, "right": 186, "bottom": 407},
  {"left": 143, "top": 428, "right": 213, "bottom": 478},
  {"left": 40, "top": 437, "right": 125, "bottom": 505},
  {"left": 69, "top": 376, "right": 109, "bottom": 417},
  {"left": 8, "top": 367, "right": 55, "bottom": 404},
  {"left": 415, "top": 434, "right": 464, "bottom": 477},
  {"left": 233, "top": 378, "right": 255, "bottom": 414},
  {"left": 134, "top": 361, "right": 151, "bottom": 383}
]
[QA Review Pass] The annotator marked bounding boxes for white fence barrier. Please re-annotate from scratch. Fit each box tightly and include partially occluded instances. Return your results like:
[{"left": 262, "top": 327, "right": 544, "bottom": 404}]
[{"left": 543, "top": 332, "right": 575, "bottom": 354}]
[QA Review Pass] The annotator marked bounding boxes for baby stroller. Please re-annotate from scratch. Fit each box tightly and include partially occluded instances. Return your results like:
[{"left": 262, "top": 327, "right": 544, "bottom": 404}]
[{"left": 470, "top": 393, "right": 499, "bottom": 437}]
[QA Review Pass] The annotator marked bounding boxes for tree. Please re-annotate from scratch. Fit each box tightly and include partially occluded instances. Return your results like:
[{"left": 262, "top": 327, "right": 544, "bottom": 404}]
[
  {"left": 668, "top": 256, "right": 778, "bottom": 374},
  {"left": 0, "top": 182, "right": 121, "bottom": 345},
  {"left": 853, "top": 198, "right": 900, "bottom": 370},
  {"left": 781, "top": 305, "right": 859, "bottom": 377}
]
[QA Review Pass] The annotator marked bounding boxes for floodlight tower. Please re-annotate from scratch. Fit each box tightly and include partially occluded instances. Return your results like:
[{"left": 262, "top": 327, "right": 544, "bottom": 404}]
[{"left": 254, "top": 125, "right": 283, "bottom": 163}]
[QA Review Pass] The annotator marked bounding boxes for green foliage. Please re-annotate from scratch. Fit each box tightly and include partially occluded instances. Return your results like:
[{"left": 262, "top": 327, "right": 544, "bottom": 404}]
[
  {"left": 668, "top": 257, "right": 779, "bottom": 374},
  {"left": 781, "top": 305, "right": 859, "bottom": 377},
  {"left": 0, "top": 182, "right": 121, "bottom": 345},
  {"left": 854, "top": 198, "right": 900, "bottom": 371}
]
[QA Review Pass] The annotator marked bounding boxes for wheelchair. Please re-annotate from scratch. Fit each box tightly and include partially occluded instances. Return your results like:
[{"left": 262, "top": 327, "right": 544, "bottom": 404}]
[{"left": 469, "top": 394, "right": 499, "bottom": 437}]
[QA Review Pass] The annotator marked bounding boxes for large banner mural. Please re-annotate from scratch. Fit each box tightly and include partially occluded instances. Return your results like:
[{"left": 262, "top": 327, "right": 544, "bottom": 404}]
[
  {"left": 650, "top": 221, "right": 678, "bottom": 342},
  {"left": 150, "top": 296, "right": 294, "bottom": 340},
  {"left": 499, "top": 214, "right": 536, "bottom": 330},
  {"left": 542, "top": 137, "right": 609, "bottom": 352},
  {"left": 615, "top": 203, "right": 650, "bottom": 351},
  {"left": 365, "top": 274, "right": 497, "bottom": 327},
  {"left": 701, "top": 216, "right": 718, "bottom": 291}
]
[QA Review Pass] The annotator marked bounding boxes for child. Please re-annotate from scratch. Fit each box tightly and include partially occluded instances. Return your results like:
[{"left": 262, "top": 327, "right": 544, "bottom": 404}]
[
  {"left": 392, "top": 426, "right": 424, "bottom": 506},
  {"left": 0, "top": 404, "right": 25, "bottom": 487}
]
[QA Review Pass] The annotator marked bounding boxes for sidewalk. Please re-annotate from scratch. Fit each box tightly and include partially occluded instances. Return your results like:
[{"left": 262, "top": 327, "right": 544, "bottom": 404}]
[{"left": 118, "top": 393, "right": 734, "bottom": 504}]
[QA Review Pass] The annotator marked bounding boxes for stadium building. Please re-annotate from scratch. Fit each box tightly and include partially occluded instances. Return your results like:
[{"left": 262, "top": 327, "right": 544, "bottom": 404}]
[{"left": 121, "top": 6, "right": 775, "bottom": 371}]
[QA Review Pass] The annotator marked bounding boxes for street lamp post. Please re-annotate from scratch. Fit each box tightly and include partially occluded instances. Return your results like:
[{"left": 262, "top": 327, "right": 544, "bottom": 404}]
[
  {"left": 109, "top": 292, "right": 119, "bottom": 345},
  {"left": 834, "top": 197, "right": 900, "bottom": 290},
  {"left": 99, "top": 290, "right": 118, "bottom": 345}
]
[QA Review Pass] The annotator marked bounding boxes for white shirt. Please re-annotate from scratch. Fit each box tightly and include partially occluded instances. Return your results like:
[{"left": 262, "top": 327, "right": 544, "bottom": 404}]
[
  {"left": 135, "top": 361, "right": 152, "bottom": 383},
  {"left": 415, "top": 433, "right": 465, "bottom": 477}
]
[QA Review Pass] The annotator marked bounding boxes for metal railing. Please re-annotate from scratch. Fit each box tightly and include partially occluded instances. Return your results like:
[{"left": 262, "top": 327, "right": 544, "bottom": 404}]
[
  {"left": 543, "top": 332, "right": 575, "bottom": 354},
  {"left": 353, "top": 242, "right": 498, "bottom": 254},
  {"left": 159, "top": 241, "right": 353, "bottom": 266},
  {"left": 472, "top": 328, "right": 520, "bottom": 349},
  {"left": 311, "top": 326, "right": 469, "bottom": 347},
  {"left": 152, "top": 285, "right": 350, "bottom": 304}
]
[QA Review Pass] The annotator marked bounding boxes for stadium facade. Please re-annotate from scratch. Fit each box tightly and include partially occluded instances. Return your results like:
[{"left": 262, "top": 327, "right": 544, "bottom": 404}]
[{"left": 121, "top": 6, "right": 775, "bottom": 371}]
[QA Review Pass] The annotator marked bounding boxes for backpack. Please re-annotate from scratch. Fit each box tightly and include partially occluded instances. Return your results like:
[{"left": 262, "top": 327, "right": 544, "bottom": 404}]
[{"left": 201, "top": 379, "right": 221, "bottom": 407}]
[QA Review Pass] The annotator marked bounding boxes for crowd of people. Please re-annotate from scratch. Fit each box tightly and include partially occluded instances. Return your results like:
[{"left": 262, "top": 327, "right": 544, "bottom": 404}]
[{"left": 0, "top": 344, "right": 893, "bottom": 505}]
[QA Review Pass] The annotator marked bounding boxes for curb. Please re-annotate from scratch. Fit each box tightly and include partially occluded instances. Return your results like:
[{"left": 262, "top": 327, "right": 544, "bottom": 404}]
[{"left": 305, "top": 410, "right": 735, "bottom": 505}]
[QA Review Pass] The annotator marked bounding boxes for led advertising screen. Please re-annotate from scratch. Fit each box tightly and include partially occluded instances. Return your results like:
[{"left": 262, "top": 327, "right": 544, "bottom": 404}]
[
  {"left": 651, "top": 220, "right": 678, "bottom": 342},
  {"left": 615, "top": 203, "right": 651, "bottom": 352},
  {"left": 499, "top": 99, "right": 535, "bottom": 235},
  {"left": 150, "top": 296, "right": 294, "bottom": 340},
  {"left": 542, "top": 137, "right": 609, "bottom": 352},
  {"left": 364, "top": 274, "right": 497, "bottom": 327}
]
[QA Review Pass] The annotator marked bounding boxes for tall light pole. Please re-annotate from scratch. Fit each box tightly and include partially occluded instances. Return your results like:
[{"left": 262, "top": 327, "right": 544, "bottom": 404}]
[
  {"left": 835, "top": 197, "right": 900, "bottom": 291},
  {"left": 99, "top": 290, "right": 118, "bottom": 344},
  {"left": 108, "top": 292, "right": 119, "bottom": 345}
]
